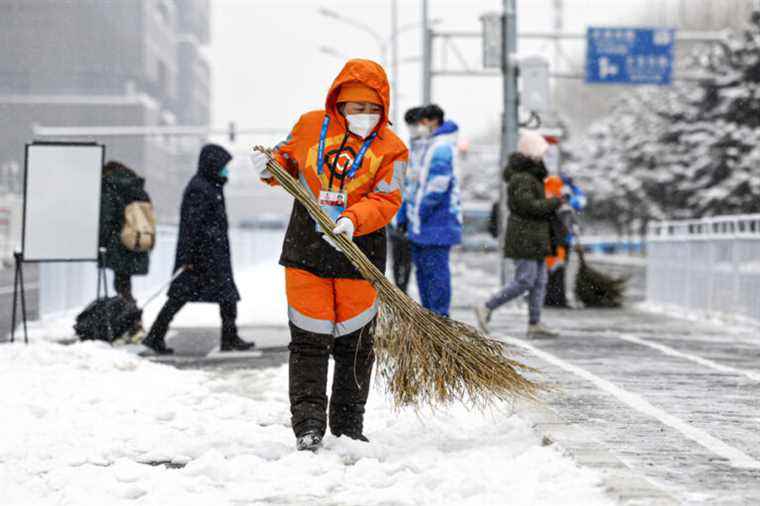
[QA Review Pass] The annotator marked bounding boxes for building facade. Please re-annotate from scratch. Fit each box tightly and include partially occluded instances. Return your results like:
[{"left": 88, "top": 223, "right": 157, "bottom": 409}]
[{"left": 0, "top": 0, "right": 212, "bottom": 223}]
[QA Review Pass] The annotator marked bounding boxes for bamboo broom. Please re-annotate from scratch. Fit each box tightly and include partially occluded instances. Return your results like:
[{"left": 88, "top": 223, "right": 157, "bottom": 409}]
[
  {"left": 253, "top": 146, "right": 541, "bottom": 408},
  {"left": 574, "top": 247, "right": 628, "bottom": 308}
]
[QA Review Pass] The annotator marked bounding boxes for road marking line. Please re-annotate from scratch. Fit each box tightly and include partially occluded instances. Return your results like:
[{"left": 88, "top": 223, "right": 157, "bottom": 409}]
[
  {"left": 0, "top": 283, "right": 39, "bottom": 296},
  {"left": 615, "top": 332, "right": 760, "bottom": 382},
  {"left": 502, "top": 335, "right": 760, "bottom": 470}
]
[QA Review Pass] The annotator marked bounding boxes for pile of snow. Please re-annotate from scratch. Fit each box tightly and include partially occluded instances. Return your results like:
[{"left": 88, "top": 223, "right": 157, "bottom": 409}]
[{"left": 1, "top": 341, "right": 612, "bottom": 506}]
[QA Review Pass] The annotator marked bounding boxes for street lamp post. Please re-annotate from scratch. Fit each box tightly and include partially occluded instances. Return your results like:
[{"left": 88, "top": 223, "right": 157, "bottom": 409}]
[
  {"left": 320, "top": 45, "right": 421, "bottom": 66},
  {"left": 422, "top": 0, "right": 431, "bottom": 104},
  {"left": 318, "top": 6, "right": 441, "bottom": 128},
  {"left": 317, "top": 7, "right": 388, "bottom": 66}
]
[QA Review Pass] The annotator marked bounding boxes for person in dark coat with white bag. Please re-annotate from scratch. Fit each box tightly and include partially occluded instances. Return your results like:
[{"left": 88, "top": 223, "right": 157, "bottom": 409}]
[{"left": 142, "top": 144, "right": 255, "bottom": 354}]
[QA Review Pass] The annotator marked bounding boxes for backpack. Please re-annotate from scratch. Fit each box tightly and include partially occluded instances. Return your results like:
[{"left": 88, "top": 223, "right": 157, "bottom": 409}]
[{"left": 121, "top": 201, "right": 156, "bottom": 252}]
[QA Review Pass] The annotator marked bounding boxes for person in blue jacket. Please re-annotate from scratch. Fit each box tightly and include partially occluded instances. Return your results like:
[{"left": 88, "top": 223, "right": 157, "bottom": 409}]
[{"left": 406, "top": 104, "right": 462, "bottom": 316}]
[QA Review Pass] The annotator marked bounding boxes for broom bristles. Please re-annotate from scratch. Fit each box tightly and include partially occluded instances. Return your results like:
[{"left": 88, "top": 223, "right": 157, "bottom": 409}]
[
  {"left": 575, "top": 249, "right": 628, "bottom": 308},
  {"left": 253, "top": 146, "right": 542, "bottom": 408}
]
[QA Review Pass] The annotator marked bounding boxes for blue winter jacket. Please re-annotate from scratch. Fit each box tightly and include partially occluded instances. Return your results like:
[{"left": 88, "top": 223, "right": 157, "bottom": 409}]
[{"left": 406, "top": 120, "right": 463, "bottom": 246}]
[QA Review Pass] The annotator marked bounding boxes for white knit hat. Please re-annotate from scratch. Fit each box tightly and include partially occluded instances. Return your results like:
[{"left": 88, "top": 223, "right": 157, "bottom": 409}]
[{"left": 517, "top": 131, "right": 550, "bottom": 161}]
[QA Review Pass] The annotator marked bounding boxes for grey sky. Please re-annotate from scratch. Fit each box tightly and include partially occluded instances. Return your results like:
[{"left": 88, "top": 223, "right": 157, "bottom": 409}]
[{"left": 209, "top": 0, "right": 649, "bottom": 150}]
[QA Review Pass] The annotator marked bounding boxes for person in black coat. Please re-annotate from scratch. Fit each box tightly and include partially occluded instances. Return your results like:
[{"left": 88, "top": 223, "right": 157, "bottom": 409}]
[
  {"left": 142, "top": 144, "right": 255, "bottom": 354},
  {"left": 99, "top": 161, "right": 151, "bottom": 303},
  {"left": 99, "top": 161, "right": 152, "bottom": 341}
]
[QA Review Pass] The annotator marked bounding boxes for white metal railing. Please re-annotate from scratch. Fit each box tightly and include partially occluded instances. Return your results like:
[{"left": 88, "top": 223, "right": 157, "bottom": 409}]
[
  {"left": 647, "top": 214, "right": 760, "bottom": 322},
  {"left": 38, "top": 225, "right": 283, "bottom": 319}
]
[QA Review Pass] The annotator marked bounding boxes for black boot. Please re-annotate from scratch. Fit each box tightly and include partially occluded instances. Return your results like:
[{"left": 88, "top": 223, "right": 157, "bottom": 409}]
[
  {"left": 329, "top": 322, "right": 375, "bottom": 441},
  {"left": 296, "top": 429, "right": 323, "bottom": 452},
  {"left": 219, "top": 301, "right": 254, "bottom": 351},
  {"left": 142, "top": 334, "right": 174, "bottom": 355},
  {"left": 220, "top": 335, "right": 255, "bottom": 351},
  {"left": 335, "top": 431, "right": 369, "bottom": 443},
  {"left": 142, "top": 298, "right": 183, "bottom": 355}
]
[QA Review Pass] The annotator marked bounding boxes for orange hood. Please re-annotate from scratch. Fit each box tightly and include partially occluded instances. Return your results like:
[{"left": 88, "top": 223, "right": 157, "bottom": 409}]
[{"left": 325, "top": 59, "right": 391, "bottom": 132}]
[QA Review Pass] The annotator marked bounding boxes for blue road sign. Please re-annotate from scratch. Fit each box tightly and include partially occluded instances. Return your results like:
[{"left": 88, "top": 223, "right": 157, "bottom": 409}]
[{"left": 586, "top": 27, "right": 675, "bottom": 85}]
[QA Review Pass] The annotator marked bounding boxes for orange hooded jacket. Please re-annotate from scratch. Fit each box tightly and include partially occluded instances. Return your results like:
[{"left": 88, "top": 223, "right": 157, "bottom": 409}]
[{"left": 268, "top": 59, "right": 409, "bottom": 279}]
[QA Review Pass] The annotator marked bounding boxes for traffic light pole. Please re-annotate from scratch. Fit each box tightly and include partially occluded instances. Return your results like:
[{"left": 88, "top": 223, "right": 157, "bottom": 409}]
[
  {"left": 421, "top": 0, "right": 432, "bottom": 104},
  {"left": 499, "top": 0, "right": 518, "bottom": 285}
]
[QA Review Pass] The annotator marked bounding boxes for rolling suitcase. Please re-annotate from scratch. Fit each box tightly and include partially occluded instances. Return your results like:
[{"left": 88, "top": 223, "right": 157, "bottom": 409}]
[{"left": 74, "top": 267, "right": 185, "bottom": 342}]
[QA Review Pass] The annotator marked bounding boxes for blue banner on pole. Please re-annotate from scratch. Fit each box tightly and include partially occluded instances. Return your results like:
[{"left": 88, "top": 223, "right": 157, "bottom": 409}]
[{"left": 586, "top": 27, "right": 675, "bottom": 85}]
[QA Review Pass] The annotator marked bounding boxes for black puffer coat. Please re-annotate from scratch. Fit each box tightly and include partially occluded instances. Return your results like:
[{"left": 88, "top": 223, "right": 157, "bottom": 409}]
[
  {"left": 167, "top": 144, "right": 240, "bottom": 303},
  {"left": 99, "top": 161, "right": 151, "bottom": 275},
  {"left": 503, "top": 153, "right": 562, "bottom": 260}
]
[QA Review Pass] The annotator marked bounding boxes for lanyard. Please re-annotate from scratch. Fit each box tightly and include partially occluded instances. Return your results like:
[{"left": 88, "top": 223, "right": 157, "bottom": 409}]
[{"left": 316, "top": 115, "right": 377, "bottom": 184}]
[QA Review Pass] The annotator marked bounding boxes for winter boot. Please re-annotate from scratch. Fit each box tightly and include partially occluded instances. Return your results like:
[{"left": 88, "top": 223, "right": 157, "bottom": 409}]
[
  {"left": 527, "top": 323, "right": 560, "bottom": 339},
  {"left": 220, "top": 335, "right": 255, "bottom": 352},
  {"left": 142, "top": 334, "right": 174, "bottom": 355},
  {"left": 474, "top": 304, "right": 492, "bottom": 333},
  {"left": 220, "top": 304, "right": 253, "bottom": 351},
  {"left": 142, "top": 299, "right": 183, "bottom": 355},
  {"left": 296, "top": 429, "right": 323, "bottom": 452},
  {"left": 329, "top": 323, "right": 375, "bottom": 441},
  {"left": 331, "top": 403, "right": 371, "bottom": 443},
  {"left": 288, "top": 323, "right": 332, "bottom": 439},
  {"left": 335, "top": 431, "right": 370, "bottom": 443}
]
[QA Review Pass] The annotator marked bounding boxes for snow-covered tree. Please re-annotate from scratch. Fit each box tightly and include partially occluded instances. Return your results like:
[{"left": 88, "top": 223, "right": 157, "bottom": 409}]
[{"left": 568, "top": 8, "right": 760, "bottom": 228}]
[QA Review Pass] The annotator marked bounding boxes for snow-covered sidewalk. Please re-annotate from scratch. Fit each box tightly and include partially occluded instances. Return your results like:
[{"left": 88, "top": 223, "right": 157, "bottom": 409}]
[{"left": 1, "top": 341, "right": 612, "bottom": 506}]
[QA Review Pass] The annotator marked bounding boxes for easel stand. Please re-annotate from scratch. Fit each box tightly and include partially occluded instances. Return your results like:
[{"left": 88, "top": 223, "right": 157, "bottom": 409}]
[
  {"left": 9, "top": 141, "right": 107, "bottom": 345},
  {"left": 10, "top": 251, "right": 28, "bottom": 344}
]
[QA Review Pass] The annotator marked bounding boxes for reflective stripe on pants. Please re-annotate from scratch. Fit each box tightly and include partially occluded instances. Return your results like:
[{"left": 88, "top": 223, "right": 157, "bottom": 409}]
[{"left": 285, "top": 267, "right": 378, "bottom": 337}]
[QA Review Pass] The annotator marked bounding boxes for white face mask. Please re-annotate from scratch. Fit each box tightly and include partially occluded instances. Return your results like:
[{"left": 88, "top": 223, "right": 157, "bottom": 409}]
[
  {"left": 346, "top": 113, "right": 381, "bottom": 138},
  {"left": 412, "top": 124, "right": 431, "bottom": 138}
]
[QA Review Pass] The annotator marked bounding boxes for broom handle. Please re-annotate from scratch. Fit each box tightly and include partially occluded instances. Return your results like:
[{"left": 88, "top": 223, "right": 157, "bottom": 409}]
[
  {"left": 253, "top": 146, "right": 387, "bottom": 286},
  {"left": 141, "top": 266, "right": 186, "bottom": 309}
]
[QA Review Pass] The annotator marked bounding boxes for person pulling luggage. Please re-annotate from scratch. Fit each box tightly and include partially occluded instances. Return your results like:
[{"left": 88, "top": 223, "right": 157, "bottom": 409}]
[{"left": 99, "top": 160, "right": 155, "bottom": 342}]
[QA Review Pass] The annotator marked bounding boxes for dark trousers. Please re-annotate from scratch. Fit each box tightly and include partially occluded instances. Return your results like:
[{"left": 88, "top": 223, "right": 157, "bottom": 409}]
[
  {"left": 410, "top": 243, "right": 452, "bottom": 317},
  {"left": 390, "top": 233, "right": 412, "bottom": 293},
  {"left": 148, "top": 297, "right": 238, "bottom": 342},
  {"left": 114, "top": 272, "right": 134, "bottom": 303},
  {"left": 288, "top": 320, "right": 375, "bottom": 438},
  {"left": 545, "top": 248, "right": 571, "bottom": 308}
]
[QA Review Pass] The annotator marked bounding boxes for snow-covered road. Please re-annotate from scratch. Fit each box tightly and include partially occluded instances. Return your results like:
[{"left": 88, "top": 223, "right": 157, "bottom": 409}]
[
  {"left": 0, "top": 341, "right": 612, "bottom": 506},
  {"left": 453, "top": 250, "right": 760, "bottom": 505}
]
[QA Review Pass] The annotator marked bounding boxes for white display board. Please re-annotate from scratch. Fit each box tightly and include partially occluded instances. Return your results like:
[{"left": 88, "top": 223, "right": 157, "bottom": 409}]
[{"left": 23, "top": 143, "right": 104, "bottom": 261}]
